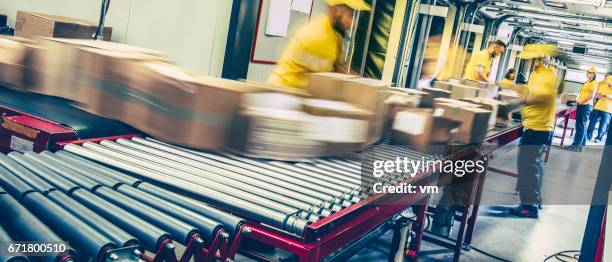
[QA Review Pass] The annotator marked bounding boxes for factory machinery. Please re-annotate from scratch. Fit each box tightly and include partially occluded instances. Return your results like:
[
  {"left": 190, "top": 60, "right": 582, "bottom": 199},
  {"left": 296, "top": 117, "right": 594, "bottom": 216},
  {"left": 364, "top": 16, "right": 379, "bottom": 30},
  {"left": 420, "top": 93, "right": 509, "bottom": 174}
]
[{"left": 0, "top": 95, "right": 549, "bottom": 262}]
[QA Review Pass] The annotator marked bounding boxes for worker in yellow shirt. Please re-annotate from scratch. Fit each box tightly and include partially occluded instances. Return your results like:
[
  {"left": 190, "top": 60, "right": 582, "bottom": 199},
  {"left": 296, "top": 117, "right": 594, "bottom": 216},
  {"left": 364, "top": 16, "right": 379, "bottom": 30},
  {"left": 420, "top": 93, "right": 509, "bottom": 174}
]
[
  {"left": 462, "top": 40, "right": 507, "bottom": 82},
  {"left": 267, "top": 0, "right": 371, "bottom": 89},
  {"left": 509, "top": 44, "right": 558, "bottom": 218},
  {"left": 586, "top": 75, "right": 612, "bottom": 143},
  {"left": 500, "top": 68, "right": 516, "bottom": 86},
  {"left": 566, "top": 67, "right": 598, "bottom": 152}
]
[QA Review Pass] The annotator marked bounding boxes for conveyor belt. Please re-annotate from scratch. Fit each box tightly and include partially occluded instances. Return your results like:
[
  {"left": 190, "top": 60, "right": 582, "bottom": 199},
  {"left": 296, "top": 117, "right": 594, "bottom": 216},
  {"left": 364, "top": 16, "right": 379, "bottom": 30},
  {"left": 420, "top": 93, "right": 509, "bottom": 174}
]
[
  {"left": 0, "top": 150, "right": 244, "bottom": 261},
  {"left": 0, "top": 86, "right": 136, "bottom": 139},
  {"left": 60, "top": 136, "right": 444, "bottom": 237}
]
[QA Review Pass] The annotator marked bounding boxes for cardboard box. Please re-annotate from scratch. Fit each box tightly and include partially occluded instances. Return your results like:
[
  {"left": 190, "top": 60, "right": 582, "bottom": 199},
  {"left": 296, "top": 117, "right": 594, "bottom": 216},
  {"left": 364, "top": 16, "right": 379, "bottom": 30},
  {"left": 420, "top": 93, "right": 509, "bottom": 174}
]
[
  {"left": 432, "top": 81, "right": 452, "bottom": 90},
  {"left": 0, "top": 37, "right": 39, "bottom": 88},
  {"left": 383, "top": 93, "right": 419, "bottom": 130},
  {"left": 308, "top": 73, "right": 389, "bottom": 143},
  {"left": 498, "top": 90, "right": 522, "bottom": 101},
  {"left": 15, "top": 11, "right": 112, "bottom": 40},
  {"left": 461, "top": 79, "right": 499, "bottom": 98},
  {"left": 433, "top": 98, "right": 482, "bottom": 108},
  {"left": 390, "top": 109, "right": 460, "bottom": 154},
  {"left": 561, "top": 93, "right": 578, "bottom": 105},
  {"left": 34, "top": 37, "right": 165, "bottom": 102},
  {"left": 435, "top": 103, "right": 491, "bottom": 144},
  {"left": 303, "top": 99, "right": 373, "bottom": 156},
  {"left": 387, "top": 87, "right": 427, "bottom": 107},
  {"left": 461, "top": 97, "right": 503, "bottom": 127},
  {"left": 230, "top": 107, "right": 323, "bottom": 160},
  {"left": 449, "top": 84, "right": 478, "bottom": 99},
  {"left": 420, "top": 87, "right": 451, "bottom": 108}
]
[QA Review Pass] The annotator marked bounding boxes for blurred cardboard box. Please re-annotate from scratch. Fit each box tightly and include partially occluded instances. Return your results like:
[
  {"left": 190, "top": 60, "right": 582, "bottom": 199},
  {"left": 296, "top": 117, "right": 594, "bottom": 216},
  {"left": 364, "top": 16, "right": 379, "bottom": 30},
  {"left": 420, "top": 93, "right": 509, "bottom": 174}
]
[
  {"left": 420, "top": 87, "right": 451, "bottom": 108},
  {"left": 15, "top": 11, "right": 112, "bottom": 40},
  {"left": 303, "top": 99, "right": 372, "bottom": 156},
  {"left": 34, "top": 37, "right": 165, "bottom": 102},
  {"left": 390, "top": 109, "right": 460, "bottom": 154},
  {"left": 449, "top": 84, "right": 478, "bottom": 100},
  {"left": 433, "top": 98, "right": 481, "bottom": 108},
  {"left": 461, "top": 79, "right": 499, "bottom": 99},
  {"left": 387, "top": 87, "right": 426, "bottom": 107},
  {"left": 384, "top": 92, "right": 419, "bottom": 130},
  {"left": 432, "top": 81, "right": 452, "bottom": 90},
  {"left": 231, "top": 107, "right": 323, "bottom": 160},
  {"left": 0, "top": 36, "right": 40, "bottom": 88},
  {"left": 561, "top": 93, "right": 578, "bottom": 105},
  {"left": 435, "top": 103, "right": 491, "bottom": 144},
  {"left": 498, "top": 90, "right": 522, "bottom": 101},
  {"left": 461, "top": 97, "right": 503, "bottom": 127},
  {"left": 308, "top": 73, "right": 389, "bottom": 143}
]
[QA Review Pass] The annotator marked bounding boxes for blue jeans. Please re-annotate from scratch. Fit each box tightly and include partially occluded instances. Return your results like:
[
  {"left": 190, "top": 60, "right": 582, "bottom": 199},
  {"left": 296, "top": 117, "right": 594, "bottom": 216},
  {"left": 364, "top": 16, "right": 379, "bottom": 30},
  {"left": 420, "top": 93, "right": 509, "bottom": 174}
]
[
  {"left": 572, "top": 104, "right": 593, "bottom": 147},
  {"left": 586, "top": 109, "right": 611, "bottom": 141},
  {"left": 517, "top": 129, "right": 552, "bottom": 205}
]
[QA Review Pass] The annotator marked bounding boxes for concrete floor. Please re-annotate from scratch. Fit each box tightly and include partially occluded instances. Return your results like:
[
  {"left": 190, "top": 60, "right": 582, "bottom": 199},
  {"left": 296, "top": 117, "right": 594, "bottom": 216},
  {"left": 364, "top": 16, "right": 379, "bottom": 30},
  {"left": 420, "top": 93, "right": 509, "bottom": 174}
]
[{"left": 232, "top": 124, "right": 608, "bottom": 261}]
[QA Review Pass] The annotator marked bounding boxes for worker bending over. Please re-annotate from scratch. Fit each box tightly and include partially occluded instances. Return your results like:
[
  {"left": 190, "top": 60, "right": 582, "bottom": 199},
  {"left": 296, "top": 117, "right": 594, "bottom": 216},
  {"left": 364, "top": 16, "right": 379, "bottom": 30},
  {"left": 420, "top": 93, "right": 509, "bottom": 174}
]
[
  {"left": 566, "top": 67, "right": 598, "bottom": 152},
  {"left": 267, "top": 0, "right": 371, "bottom": 89},
  {"left": 509, "top": 44, "right": 558, "bottom": 218},
  {"left": 463, "top": 40, "right": 507, "bottom": 83},
  {"left": 587, "top": 75, "right": 612, "bottom": 143}
]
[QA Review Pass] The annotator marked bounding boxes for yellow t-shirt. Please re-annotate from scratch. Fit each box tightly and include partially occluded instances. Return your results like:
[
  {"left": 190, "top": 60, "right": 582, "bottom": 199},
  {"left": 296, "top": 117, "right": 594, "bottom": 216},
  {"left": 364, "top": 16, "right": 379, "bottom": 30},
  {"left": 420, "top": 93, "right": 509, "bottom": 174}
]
[
  {"left": 462, "top": 50, "right": 492, "bottom": 81},
  {"left": 594, "top": 80, "right": 612, "bottom": 113},
  {"left": 577, "top": 80, "right": 597, "bottom": 105},
  {"left": 521, "top": 67, "right": 558, "bottom": 131},
  {"left": 267, "top": 16, "right": 342, "bottom": 89}
]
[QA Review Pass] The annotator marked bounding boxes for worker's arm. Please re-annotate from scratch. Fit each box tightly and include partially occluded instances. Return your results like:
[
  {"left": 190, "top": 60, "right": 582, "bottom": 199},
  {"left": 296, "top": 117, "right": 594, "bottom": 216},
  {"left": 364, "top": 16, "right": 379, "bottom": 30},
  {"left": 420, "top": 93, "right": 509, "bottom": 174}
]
[{"left": 474, "top": 65, "right": 492, "bottom": 83}]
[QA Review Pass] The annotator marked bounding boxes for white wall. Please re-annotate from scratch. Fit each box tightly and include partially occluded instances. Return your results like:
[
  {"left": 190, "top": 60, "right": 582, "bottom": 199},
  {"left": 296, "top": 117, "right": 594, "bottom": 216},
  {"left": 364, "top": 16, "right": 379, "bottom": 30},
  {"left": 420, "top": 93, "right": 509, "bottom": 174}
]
[
  {"left": 0, "top": 0, "right": 232, "bottom": 77},
  {"left": 247, "top": 0, "right": 328, "bottom": 83}
]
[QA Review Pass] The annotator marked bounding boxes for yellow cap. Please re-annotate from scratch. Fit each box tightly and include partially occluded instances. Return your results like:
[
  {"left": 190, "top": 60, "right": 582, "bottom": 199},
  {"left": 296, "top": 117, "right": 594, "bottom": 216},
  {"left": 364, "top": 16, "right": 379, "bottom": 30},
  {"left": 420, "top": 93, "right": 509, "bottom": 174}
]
[
  {"left": 587, "top": 66, "right": 596, "bottom": 73},
  {"left": 517, "top": 44, "right": 559, "bottom": 60},
  {"left": 327, "top": 0, "right": 372, "bottom": 11}
]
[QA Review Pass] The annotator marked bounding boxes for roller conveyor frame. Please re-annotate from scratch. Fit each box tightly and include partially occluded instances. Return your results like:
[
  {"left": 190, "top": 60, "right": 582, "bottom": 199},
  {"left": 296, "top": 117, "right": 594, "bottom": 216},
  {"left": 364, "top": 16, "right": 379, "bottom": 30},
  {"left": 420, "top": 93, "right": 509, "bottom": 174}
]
[
  {"left": 0, "top": 101, "right": 537, "bottom": 261},
  {"left": 55, "top": 135, "right": 441, "bottom": 262}
]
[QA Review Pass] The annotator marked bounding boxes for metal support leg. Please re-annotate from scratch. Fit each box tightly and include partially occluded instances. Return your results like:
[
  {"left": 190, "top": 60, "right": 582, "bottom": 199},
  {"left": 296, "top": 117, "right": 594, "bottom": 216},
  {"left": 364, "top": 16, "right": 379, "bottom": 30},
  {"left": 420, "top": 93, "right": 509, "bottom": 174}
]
[{"left": 389, "top": 216, "right": 411, "bottom": 262}]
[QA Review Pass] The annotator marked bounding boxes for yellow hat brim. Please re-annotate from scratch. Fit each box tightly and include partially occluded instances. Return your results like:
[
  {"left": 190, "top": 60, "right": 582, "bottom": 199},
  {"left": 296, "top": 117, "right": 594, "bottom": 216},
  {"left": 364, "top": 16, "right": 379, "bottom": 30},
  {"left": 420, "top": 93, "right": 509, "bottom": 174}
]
[{"left": 327, "top": 0, "right": 372, "bottom": 11}]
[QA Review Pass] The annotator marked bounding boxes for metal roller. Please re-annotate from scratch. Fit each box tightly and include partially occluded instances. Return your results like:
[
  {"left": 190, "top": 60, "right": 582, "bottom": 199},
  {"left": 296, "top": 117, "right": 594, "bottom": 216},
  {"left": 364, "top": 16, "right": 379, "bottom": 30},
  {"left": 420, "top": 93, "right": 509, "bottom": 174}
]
[
  {"left": 63, "top": 144, "right": 309, "bottom": 235},
  {"left": 70, "top": 189, "right": 170, "bottom": 251},
  {"left": 294, "top": 163, "right": 362, "bottom": 185},
  {"left": 5, "top": 153, "right": 170, "bottom": 252},
  {"left": 115, "top": 185, "right": 223, "bottom": 243},
  {"left": 128, "top": 138, "right": 356, "bottom": 204},
  {"left": 0, "top": 215, "right": 29, "bottom": 262},
  {"left": 7, "top": 153, "right": 81, "bottom": 193},
  {"left": 2, "top": 156, "right": 140, "bottom": 249},
  {"left": 0, "top": 166, "right": 36, "bottom": 200},
  {"left": 52, "top": 151, "right": 245, "bottom": 238},
  {"left": 40, "top": 152, "right": 121, "bottom": 189},
  {"left": 46, "top": 190, "right": 140, "bottom": 248},
  {"left": 54, "top": 151, "right": 141, "bottom": 186},
  {"left": 94, "top": 187, "right": 199, "bottom": 245},
  {"left": 0, "top": 191, "right": 75, "bottom": 262},
  {"left": 24, "top": 152, "right": 200, "bottom": 246},
  {"left": 21, "top": 192, "right": 117, "bottom": 260},
  {"left": 113, "top": 139, "right": 346, "bottom": 209},
  {"left": 329, "top": 159, "right": 362, "bottom": 170},
  {"left": 316, "top": 159, "right": 362, "bottom": 174},
  {"left": 268, "top": 161, "right": 360, "bottom": 192},
  {"left": 100, "top": 140, "right": 337, "bottom": 213},
  {"left": 0, "top": 154, "right": 55, "bottom": 194},
  {"left": 136, "top": 183, "right": 244, "bottom": 238},
  {"left": 78, "top": 142, "right": 314, "bottom": 216}
]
